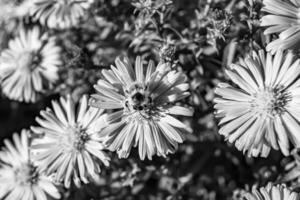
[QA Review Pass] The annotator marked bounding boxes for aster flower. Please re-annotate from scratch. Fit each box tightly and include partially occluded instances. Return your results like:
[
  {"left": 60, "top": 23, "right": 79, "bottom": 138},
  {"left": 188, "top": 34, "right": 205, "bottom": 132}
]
[
  {"left": 243, "top": 184, "right": 299, "bottom": 200},
  {"left": 214, "top": 49, "right": 300, "bottom": 157},
  {"left": 31, "top": 95, "right": 110, "bottom": 188},
  {"left": 90, "top": 57, "right": 193, "bottom": 160},
  {"left": 261, "top": 0, "right": 300, "bottom": 54},
  {"left": 0, "top": 0, "right": 33, "bottom": 50},
  {"left": 281, "top": 149, "right": 300, "bottom": 185},
  {"left": 0, "top": 130, "right": 60, "bottom": 200},
  {"left": 0, "top": 0, "right": 32, "bottom": 23},
  {"left": 30, "top": 0, "right": 94, "bottom": 29},
  {"left": 0, "top": 27, "right": 61, "bottom": 103}
]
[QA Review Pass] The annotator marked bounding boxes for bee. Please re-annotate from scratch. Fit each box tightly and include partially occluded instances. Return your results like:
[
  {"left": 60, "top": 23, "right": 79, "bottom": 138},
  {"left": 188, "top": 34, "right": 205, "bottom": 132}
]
[{"left": 125, "top": 83, "right": 152, "bottom": 111}]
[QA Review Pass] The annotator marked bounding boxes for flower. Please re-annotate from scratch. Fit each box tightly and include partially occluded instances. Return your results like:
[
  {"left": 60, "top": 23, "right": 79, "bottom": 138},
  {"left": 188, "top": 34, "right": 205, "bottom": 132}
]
[
  {"left": 0, "top": 27, "right": 61, "bottom": 103},
  {"left": 31, "top": 95, "right": 110, "bottom": 188},
  {"left": 214, "top": 49, "right": 300, "bottom": 157},
  {"left": 261, "top": 0, "right": 300, "bottom": 54},
  {"left": 0, "top": 130, "right": 60, "bottom": 200},
  {"left": 0, "top": 0, "right": 32, "bottom": 23},
  {"left": 0, "top": 0, "right": 33, "bottom": 52},
  {"left": 243, "top": 184, "right": 298, "bottom": 200},
  {"left": 30, "top": 0, "right": 94, "bottom": 29},
  {"left": 90, "top": 56, "right": 193, "bottom": 160}
]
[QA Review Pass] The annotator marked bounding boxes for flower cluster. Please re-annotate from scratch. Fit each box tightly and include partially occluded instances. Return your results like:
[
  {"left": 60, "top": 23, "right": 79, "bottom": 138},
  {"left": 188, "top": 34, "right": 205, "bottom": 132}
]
[
  {"left": 0, "top": 7, "right": 193, "bottom": 194},
  {"left": 0, "top": 6, "right": 192, "bottom": 192},
  {"left": 1, "top": 0, "right": 300, "bottom": 199}
]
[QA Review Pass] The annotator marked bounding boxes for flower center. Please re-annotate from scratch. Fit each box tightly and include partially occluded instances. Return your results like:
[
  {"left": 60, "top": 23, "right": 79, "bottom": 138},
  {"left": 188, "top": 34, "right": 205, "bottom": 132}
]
[
  {"left": 60, "top": 125, "right": 89, "bottom": 152},
  {"left": 251, "top": 86, "right": 291, "bottom": 117},
  {"left": 14, "top": 163, "right": 39, "bottom": 186},
  {"left": 125, "top": 83, "right": 152, "bottom": 110},
  {"left": 18, "top": 51, "right": 41, "bottom": 71}
]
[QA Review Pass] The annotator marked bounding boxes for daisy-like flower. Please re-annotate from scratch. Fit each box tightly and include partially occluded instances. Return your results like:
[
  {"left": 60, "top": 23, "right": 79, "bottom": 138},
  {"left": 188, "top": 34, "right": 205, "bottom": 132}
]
[
  {"left": 0, "top": 0, "right": 33, "bottom": 51},
  {"left": 243, "top": 184, "right": 299, "bottom": 200},
  {"left": 0, "top": 130, "right": 60, "bottom": 200},
  {"left": 261, "top": 0, "right": 300, "bottom": 54},
  {"left": 214, "top": 49, "right": 300, "bottom": 157},
  {"left": 90, "top": 57, "right": 193, "bottom": 160},
  {"left": 0, "top": 27, "right": 61, "bottom": 103},
  {"left": 30, "top": 0, "right": 94, "bottom": 29},
  {"left": 0, "top": 0, "right": 32, "bottom": 23},
  {"left": 31, "top": 95, "right": 110, "bottom": 188}
]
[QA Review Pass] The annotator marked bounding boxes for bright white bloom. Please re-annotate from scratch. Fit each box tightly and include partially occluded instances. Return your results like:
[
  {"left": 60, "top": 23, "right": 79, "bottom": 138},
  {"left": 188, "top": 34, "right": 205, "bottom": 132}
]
[
  {"left": 0, "top": 0, "right": 32, "bottom": 23},
  {"left": 0, "top": 130, "right": 60, "bottom": 200},
  {"left": 0, "top": 27, "right": 61, "bottom": 103},
  {"left": 261, "top": 0, "right": 300, "bottom": 54},
  {"left": 90, "top": 57, "right": 193, "bottom": 160},
  {"left": 214, "top": 49, "right": 300, "bottom": 157},
  {"left": 30, "top": 0, "right": 94, "bottom": 29},
  {"left": 243, "top": 184, "right": 299, "bottom": 200},
  {"left": 31, "top": 95, "right": 110, "bottom": 188}
]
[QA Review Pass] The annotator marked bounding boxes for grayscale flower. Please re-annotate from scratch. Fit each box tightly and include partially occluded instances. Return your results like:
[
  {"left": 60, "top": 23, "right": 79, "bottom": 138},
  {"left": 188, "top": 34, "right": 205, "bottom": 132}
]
[
  {"left": 214, "top": 49, "right": 300, "bottom": 157},
  {"left": 90, "top": 56, "right": 193, "bottom": 160},
  {"left": 0, "top": 130, "right": 60, "bottom": 200},
  {"left": 30, "top": 0, "right": 94, "bottom": 29},
  {"left": 31, "top": 95, "right": 110, "bottom": 188},
  {"left": 243, "top": 184, "right": 298, "bottom": 200},
  {"left": 0, "top": 0, "right": 32, "bottom": 23},
  {"left": 0, "top": 27, "right": 61, "bottom": 103}
]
